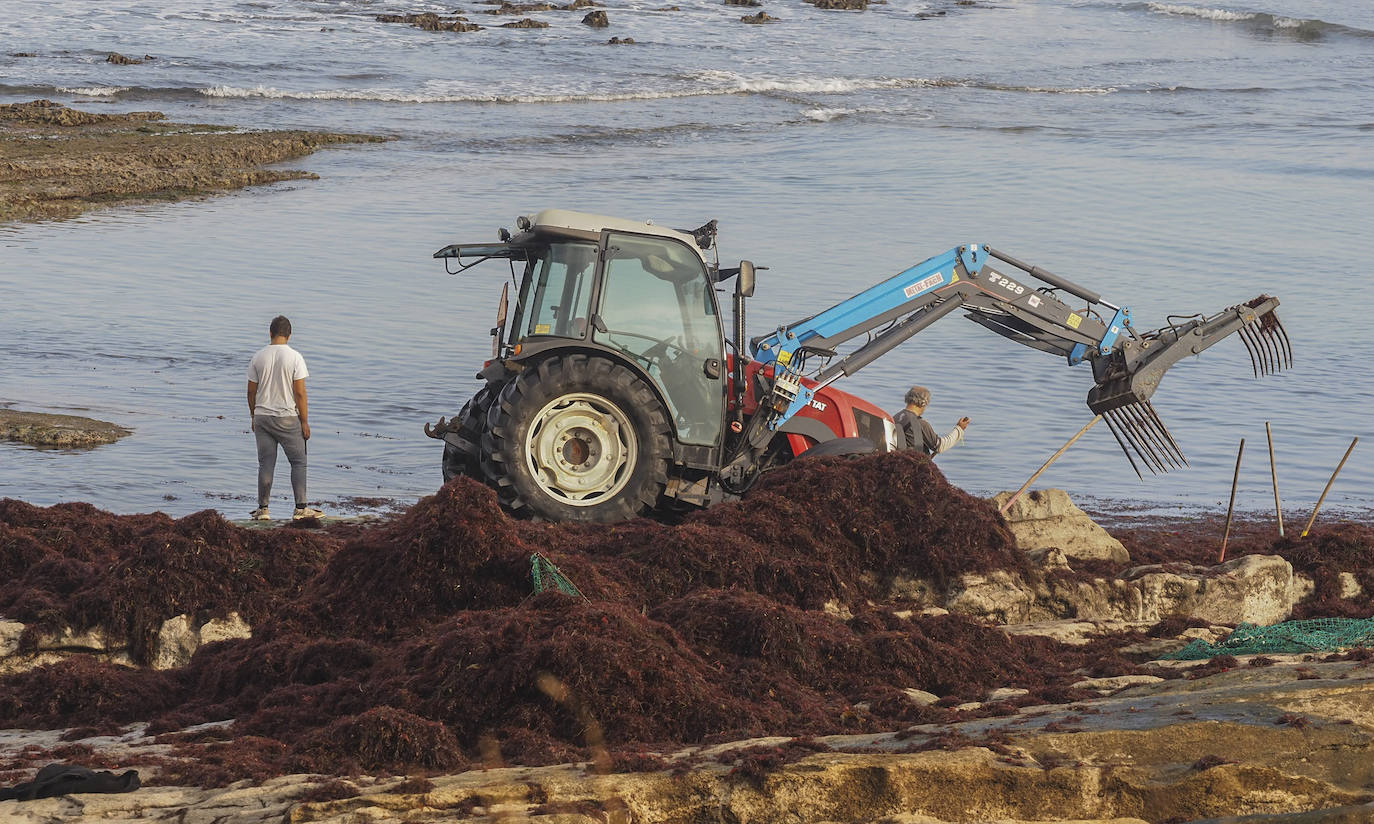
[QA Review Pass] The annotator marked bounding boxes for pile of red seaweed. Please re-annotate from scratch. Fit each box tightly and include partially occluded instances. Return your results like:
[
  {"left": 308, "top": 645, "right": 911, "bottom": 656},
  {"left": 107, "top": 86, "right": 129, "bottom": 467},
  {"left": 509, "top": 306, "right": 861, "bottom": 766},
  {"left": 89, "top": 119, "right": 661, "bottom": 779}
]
[{"left": 1, "top": 451, "right": 1366, "bottom": 785}]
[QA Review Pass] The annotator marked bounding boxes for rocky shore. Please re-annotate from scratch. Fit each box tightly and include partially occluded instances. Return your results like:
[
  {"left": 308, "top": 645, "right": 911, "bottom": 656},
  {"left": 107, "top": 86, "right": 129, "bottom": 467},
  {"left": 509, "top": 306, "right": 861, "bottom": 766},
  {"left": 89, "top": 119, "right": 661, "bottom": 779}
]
[
  {"left": 0, "top": 100, "right": 383, "bottom": 223},
  {"left": 0, "top": 409, "right": 132, "bottom": 448},
  {"left": 2, "top": 452, "right": 1372, "bottom": 822}
]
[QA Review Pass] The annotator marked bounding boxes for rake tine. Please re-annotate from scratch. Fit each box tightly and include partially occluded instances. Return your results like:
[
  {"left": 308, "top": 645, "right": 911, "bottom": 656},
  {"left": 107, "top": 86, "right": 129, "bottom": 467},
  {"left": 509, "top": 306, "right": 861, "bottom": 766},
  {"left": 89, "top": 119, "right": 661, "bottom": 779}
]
[
  {"left": 1121, "top": 403, "right": 1173, "bottom": 470},
  {"left": 1237, "top": 324, "right": 1262, "bottom": 378},
  {"left": 1257, "top": 319, "right": 1284, "bottom": 374},
  {"left": 1139, "top": 402, "right": 1186, "bottom": 468},
  {"left": 1144, "top": 402, "right": 1189, "bottom": 466},
  {"left": 1253, "top": 322, "right": 1278, "bottom": 376},
  {"left": 1263, "top": 316, "right": 1291, "bottom": 370},
  {"left": 1111, "top": 408, "right": 1163, "bottom": 474},
  {"left": 1274, "top": 317, "right": 1294, "bottom": 368},
  {"left": 1103, "top": 410, "right": 1144, "bottom": 480},
  {"left": 1246, "top": 323, "right": 1275, "bottom": 377},
  {"left": 1126, "top": 402, "right": 1179, "bottom": 469},
  {"left": 1239, "top": 324, "right": 1266, "bottom": 377}
]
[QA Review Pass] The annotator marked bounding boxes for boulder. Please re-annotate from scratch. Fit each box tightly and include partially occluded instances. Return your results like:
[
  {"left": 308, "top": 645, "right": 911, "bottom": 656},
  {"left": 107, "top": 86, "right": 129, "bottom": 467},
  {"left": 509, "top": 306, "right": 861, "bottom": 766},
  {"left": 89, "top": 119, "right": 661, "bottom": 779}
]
[
  {"left": 991, "top": 488, "right": 1130, "bottom": 564},
  {"left": 740, "top": 11, "right": 778, "bottom": 22},
  {"left": 152, "top": 615, "right": 197, "bottom": 670},
  {"left": 808, "top": 0, "right": 867, "bottom": 8},
  {"left": 483, "top": 2, "right": 555, "bottom": 14},
  {"left": 1125, "top": 554, "right": 1296, "bottom": 626},
  {"left": 581, "top": 10, "right": 609, "bottom": 26},
  {"left": 607, "top": 36, "right": 636, "bottom": 43},
  {"left": 375, "top": 12, "right": 481, "bottom": 31},
  {"left": 725, "top": 0, "right": 761, "bottom": 6},
  {"left": 501, "top": 17, "right": 550, "bottom": 27},
  {"left": 106, "top": 53, "right": 153, "bottom": 65},
  {"left": 153, "top": 612, "right": 253, "bottom": 670},
  {"left": 0, "top": 409, "right": 132, "bottom": 448}
]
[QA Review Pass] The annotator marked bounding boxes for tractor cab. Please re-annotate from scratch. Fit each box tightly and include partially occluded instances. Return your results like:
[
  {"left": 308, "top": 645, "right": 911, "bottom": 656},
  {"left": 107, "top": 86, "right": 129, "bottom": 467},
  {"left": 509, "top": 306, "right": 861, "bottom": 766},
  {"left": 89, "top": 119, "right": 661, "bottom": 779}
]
[{"left": 435, "top": 209, "right": 727, "bottom": 469}]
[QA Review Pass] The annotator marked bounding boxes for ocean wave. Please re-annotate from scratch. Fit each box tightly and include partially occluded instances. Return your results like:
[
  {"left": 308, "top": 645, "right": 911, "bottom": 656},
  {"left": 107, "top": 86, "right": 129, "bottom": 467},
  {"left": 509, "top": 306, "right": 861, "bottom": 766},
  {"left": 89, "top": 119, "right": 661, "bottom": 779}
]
[
  {"left": 196, "top": 73, "right": 1116, "bottom": 105},
  {"left": 57, "top": 86, "right": 131, "bottom": 97},
  {"left": 1139, "top": 2, "right": 1374, "bottom": 38}
]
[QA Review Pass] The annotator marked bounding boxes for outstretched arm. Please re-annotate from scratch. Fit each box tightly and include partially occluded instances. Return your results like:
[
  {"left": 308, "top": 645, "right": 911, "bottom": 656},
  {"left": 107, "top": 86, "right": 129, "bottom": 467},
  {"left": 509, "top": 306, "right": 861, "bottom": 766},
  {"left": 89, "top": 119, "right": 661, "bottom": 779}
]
[{"left": 933, "top": 417, "right": 970, "bottom": 454}]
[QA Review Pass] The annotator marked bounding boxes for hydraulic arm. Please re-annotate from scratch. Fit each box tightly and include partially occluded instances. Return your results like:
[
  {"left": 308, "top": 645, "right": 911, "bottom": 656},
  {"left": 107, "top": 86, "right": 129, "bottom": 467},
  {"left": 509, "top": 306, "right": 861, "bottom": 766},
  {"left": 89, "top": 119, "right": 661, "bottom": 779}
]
[{"left": 730, "top": 244, "right": 1290, "bottom": 479}]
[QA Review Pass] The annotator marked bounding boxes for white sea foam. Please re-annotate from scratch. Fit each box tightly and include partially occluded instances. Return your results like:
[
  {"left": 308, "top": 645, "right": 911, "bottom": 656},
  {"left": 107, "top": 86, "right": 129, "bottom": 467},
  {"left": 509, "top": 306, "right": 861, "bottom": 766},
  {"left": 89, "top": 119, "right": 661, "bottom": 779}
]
[
  {"left": 199, "top": 73, "right": 1112, "bottom": 106},
  {"left": 58, "top": 86, "right": 129, "bottom": 97},
  {"left": 1145, "top": 3, "right": 1256, "bottom": 22},
  {"left": 802, "top": 107, "right": 859, "bottom": 122}
]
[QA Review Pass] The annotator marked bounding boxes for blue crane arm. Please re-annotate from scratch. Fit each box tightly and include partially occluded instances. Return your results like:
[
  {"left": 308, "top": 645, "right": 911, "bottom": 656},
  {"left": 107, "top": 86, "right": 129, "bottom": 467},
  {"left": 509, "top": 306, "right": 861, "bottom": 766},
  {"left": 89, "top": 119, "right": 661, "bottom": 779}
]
[
  {"left": 747, "top": 243, "right": 1131, "bottom": 432},
  {"left": 752, "top": 245, "right": 981, "bottom": 366},
  {"left": 723, "top": 242, "right": 1288, "bottom": 484}
]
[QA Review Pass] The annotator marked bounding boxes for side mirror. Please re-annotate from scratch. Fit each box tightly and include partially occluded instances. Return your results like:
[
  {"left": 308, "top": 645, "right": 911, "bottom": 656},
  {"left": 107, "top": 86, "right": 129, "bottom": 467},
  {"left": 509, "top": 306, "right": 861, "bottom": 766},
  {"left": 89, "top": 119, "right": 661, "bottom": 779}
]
[{"left": 736, "top": 260, "right": 756, "bottom": 298}]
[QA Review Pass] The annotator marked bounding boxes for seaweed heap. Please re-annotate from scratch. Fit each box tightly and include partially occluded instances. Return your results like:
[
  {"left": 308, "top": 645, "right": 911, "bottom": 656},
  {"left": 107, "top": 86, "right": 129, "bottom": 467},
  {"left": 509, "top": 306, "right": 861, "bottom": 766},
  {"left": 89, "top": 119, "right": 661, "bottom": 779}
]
[{"left": 0, "top": 451, "right": 1307, "bottom": 785}]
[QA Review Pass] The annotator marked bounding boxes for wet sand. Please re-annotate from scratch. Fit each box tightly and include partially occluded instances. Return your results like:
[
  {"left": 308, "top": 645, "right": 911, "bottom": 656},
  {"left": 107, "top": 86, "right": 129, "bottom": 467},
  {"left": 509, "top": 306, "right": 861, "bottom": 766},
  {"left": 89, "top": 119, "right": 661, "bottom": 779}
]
[{"left": 0, "top": 100, "right": 383, "bottom": 223}]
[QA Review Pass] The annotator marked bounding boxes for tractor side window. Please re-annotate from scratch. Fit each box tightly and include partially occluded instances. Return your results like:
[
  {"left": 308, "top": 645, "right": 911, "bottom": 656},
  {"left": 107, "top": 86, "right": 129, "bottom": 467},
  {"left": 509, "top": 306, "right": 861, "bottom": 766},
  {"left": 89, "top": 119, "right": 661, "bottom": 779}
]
[
  {"left": 522, "top": 242, "right": 596, "bottom": 339},
  {"left": 595, "top": 233, "right": 723, "bottom": 447}
]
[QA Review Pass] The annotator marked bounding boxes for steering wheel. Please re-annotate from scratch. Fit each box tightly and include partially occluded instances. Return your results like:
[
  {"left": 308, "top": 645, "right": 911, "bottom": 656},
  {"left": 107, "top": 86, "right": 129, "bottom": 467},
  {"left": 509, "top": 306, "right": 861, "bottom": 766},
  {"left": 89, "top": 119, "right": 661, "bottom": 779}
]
[{"left": 605, "top": 330, "right": 687, "bottom": 366}]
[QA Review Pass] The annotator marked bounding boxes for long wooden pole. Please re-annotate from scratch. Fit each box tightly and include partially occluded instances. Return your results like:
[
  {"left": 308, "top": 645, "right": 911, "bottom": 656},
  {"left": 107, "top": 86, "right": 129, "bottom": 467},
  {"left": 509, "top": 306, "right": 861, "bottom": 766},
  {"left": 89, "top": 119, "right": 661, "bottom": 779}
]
[
  {"left": 1000, "top": 416, "right": 1102, "bottom": 515},
  {"left": 1266, "top": 421, "right": 1284, "bottom": 537},
  {"left": 1301, "top": 437, "right": 1359, "bottom": 538},
  {"left": 1219, "top": 438, "right": 1245, "bottom": 563}
]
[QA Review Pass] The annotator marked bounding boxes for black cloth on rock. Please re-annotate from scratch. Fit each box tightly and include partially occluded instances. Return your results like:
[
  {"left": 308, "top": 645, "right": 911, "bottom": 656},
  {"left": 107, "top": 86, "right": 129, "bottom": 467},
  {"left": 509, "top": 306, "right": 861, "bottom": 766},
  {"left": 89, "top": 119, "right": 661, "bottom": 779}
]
[{"left": 0, "top": 763, "right": 140, "bottom": 802}]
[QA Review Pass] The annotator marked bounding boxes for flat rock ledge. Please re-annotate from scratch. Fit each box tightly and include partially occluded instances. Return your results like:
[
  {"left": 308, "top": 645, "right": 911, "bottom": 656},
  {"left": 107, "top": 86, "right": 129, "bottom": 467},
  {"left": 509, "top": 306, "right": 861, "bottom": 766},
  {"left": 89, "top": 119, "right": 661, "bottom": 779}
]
[
  {"left": 4, "top": 660, "right": 1374, "bottom": 823},
  {"left": 0, "top": 100, "right": 384, "bottom": 223},
  {"left": 0, "top": 409, "right": 132, "bottom": 448}
]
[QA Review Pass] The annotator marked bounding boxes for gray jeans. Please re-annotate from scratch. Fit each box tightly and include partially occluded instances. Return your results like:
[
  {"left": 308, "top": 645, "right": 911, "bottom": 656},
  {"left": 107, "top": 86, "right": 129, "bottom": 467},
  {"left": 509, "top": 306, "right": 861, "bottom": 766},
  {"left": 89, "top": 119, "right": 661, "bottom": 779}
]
[{"left": 254, "top": 415, "right": 307, "bottom": 508}]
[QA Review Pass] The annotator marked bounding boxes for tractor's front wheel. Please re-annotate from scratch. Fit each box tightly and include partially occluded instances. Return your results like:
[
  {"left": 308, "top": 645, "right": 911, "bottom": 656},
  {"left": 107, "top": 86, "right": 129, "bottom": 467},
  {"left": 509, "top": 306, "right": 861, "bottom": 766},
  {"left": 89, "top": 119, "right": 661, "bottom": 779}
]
[{"left": 481, "top": 354, "right": 672, "bottom": 522}]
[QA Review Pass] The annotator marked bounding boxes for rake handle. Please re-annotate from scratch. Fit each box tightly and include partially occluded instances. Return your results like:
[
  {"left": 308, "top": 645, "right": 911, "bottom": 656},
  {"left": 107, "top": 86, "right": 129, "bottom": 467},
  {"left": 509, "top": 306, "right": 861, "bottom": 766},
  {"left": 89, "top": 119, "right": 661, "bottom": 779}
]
[
  {"left": 1301, "top": 437, "right": 1359, "bottom": 539},
  {"left": 1000, "top": 416, "right": 1102, "bottom": 515},
  {"left": 1266, "top": 421, "right": 1283, "bottom": 537},
  {"left": 1219, "top": 438, "right": 1244, "bottom": 563}
]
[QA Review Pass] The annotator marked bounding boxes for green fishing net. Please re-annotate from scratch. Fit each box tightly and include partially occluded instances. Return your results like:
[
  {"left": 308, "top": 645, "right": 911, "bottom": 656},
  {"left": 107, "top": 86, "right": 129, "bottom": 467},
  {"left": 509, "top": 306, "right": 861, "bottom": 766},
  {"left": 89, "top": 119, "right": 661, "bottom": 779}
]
[{"left": 1166, "top": 617, "right": 1374, "bottom": 660}]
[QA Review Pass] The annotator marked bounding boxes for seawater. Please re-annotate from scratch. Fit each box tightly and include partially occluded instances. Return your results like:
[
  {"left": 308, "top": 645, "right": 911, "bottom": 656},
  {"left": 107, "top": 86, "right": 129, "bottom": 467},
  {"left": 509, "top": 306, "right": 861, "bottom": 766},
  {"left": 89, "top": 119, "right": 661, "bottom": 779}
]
[{"left": 1, "top": 0, "right": 1371, "bottom": 520}]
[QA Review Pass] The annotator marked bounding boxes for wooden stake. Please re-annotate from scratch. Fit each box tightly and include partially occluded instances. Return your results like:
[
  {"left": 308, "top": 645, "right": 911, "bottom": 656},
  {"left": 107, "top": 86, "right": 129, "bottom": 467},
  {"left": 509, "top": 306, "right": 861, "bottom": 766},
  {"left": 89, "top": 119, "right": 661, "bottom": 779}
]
[
  {"left": 1266, "top": 421, "right": 1284, "bottom": 537},
  {"left": 1219, "top": 438, "right": 1245, "bottom": 563},
  {"left": 999, "top": 416, "right": 1102, "bottom": 515},
  {"left": 1301, "top": 437, "right": 1359, "bottom": 538}
]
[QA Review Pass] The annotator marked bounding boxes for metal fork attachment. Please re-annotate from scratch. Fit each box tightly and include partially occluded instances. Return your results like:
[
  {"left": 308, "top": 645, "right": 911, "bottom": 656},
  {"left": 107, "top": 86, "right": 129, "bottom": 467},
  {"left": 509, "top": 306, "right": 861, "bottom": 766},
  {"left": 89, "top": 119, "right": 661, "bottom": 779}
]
[{"left": 1087, "top": 295, "right": 1290, "bottom": 478}]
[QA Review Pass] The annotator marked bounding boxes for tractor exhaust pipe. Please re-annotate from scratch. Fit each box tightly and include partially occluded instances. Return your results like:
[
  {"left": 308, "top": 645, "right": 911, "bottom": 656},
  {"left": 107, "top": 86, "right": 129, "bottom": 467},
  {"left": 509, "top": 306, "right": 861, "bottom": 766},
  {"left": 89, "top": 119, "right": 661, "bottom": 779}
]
[{"left": 1087, "top": 296, "right": 1290, "bottom": 477}]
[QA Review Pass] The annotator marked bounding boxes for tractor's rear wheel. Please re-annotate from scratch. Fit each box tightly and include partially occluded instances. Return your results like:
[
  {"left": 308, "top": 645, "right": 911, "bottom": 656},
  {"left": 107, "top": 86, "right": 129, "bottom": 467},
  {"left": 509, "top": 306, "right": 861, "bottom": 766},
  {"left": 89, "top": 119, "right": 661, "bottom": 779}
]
[
  {"left": 481, "top": 354, "right": 672, "bottom": 522},
  {"left": 442, "top": 385, "right": 497, "bottom": 483}
]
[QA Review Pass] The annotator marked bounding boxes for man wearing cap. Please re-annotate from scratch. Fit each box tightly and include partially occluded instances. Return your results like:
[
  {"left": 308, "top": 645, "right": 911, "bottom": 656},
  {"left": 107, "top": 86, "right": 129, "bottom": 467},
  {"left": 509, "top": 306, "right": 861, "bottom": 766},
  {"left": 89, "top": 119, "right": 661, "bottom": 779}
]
[{"left": 892, "top": 385, "right": 970, "bottom": 457}]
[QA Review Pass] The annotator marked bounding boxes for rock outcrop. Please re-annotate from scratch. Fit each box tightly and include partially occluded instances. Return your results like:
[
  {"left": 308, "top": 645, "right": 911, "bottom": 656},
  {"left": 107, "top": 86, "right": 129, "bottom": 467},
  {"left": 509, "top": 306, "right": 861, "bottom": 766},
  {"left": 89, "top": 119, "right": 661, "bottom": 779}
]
[
  {"left": 375, "top": 13, "right": 482, "bottom": 31},
  {"left": 0, "top": 613, "right": 252, "bottom": 675},
  {"left": 741, "top": 11, "right": 778, "bottom": 22},
  {"left": 4, "top": 659, "right": 1374, "bottom": 823},
  {"left": 0, "top": 409, "right": 131, "bottom": 448},
  {"left": 0, "top": 101, "right": 382, "bottom": 223},
  {"left": 581, "top": 10, "right": 609, "bottom": 27}
]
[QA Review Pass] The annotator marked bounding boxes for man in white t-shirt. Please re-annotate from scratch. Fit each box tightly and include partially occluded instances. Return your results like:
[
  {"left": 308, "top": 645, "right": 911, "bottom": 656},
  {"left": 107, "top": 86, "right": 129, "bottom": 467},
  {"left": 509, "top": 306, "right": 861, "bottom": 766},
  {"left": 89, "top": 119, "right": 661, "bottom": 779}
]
[{"left": 246, "top": 316, "right": 323, "bottom": 521}]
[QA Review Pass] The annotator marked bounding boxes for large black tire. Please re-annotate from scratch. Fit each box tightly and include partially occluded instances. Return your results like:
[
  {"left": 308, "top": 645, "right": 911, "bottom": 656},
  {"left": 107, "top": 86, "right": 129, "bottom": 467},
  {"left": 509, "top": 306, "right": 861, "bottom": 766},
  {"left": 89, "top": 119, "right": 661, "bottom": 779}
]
[
  {"left": 441, "top": 385, "right": 497, "bottom": 483},
  {"left": 796, "top": 436, "right": 876, "bottom": 459},
  {"left": 480, "top": 353, "right": 672, "bottom": 522}
]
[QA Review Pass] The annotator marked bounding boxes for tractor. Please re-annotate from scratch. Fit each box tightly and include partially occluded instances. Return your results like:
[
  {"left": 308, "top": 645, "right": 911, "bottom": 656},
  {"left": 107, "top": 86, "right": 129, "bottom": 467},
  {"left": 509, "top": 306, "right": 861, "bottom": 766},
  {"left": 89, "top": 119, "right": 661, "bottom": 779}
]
[{"left": 425, "top": 209, "right": 1290, "bottom": 522}]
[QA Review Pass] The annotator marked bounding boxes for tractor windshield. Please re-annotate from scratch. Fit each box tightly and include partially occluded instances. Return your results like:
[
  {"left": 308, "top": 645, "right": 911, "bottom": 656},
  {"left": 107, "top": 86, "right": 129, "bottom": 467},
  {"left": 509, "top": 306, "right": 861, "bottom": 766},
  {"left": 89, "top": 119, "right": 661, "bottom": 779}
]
[
  {"left": 595, "top": 233, "right": 724, "bottom": 447},
  {"left": 513, "top": 241, "right": 598, "bottom": 341}
]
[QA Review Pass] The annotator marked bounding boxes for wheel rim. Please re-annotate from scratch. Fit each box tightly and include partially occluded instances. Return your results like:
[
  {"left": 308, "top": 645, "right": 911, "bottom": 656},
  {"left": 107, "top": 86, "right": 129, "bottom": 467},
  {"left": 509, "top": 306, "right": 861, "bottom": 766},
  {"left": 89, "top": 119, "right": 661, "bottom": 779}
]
[{"left": 525, "top": 393, "right": 637, "bottom": 506}]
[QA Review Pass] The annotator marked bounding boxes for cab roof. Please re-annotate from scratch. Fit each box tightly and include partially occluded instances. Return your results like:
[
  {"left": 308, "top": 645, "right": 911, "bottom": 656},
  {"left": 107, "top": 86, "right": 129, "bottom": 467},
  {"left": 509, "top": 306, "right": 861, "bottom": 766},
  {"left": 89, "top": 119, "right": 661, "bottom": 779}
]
[{"left": 435, "top": 208, "right": 711, "bottom": 265}]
